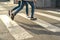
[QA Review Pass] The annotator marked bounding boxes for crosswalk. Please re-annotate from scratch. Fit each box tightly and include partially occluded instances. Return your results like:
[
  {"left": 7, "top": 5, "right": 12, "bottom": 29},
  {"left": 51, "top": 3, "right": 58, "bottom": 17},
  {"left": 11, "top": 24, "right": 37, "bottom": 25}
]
[
  {"left": 0, "top": 11, "right": 60, "bottom": 40},
  {"left": 17, "top": 13, "right": 60, "bottom": 32},
  {"left": 0, "top": 4, "right": 60, "bottom": 40}
]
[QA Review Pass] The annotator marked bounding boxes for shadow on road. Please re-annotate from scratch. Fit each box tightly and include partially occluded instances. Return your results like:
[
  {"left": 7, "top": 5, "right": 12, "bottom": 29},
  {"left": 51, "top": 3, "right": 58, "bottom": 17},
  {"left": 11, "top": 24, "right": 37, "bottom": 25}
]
[{"left": 16, "top": 21, "right": 60, "bottom": 36}]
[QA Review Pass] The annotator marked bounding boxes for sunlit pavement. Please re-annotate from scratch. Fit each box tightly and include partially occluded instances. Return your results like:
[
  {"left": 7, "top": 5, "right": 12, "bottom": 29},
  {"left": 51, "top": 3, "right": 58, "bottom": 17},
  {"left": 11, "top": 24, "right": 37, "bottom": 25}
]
[{"left": 0, "top": 3, "right": 60, "bottom": 40}]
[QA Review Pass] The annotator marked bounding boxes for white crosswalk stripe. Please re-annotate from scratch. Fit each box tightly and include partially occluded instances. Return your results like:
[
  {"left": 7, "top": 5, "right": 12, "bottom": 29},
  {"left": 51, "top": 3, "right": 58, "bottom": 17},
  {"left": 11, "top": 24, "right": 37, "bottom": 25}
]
[
  {"left": 17, "top": 13, "right": 60, "bottom": 32},
  {"left": 35, "top": 12, "right": 60, "bottom": 21},
  {"left": 0, "top": 15, "right": 33, "bottom": 40},
  {"left": 45, "top": 11, "right": 60, "bottom": 14}
]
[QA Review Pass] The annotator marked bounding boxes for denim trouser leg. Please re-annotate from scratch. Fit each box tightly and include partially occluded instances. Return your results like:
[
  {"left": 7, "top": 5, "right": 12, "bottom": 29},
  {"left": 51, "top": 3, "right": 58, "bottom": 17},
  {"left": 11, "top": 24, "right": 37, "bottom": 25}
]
[
  {"left": 28, "top": 1, "right": 34, "bottom": 18},
  {"left": 13, "top": 1, "right": 26, "bottom": 16},
  {"left": 11, "top": 1, "right": 21, "bottom": 12},
  {"left": 25, "top": 2, "right": 28, "bottom": 16}
]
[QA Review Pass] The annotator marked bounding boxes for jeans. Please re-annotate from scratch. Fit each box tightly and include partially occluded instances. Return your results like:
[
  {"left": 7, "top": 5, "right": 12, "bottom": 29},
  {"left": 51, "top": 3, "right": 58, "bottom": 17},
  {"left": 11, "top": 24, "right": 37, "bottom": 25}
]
[
  {"left": 12, "top": 1, "right": 28, "bottom": 16},
  {"left": 13, "top": 1, "right": 35, "bottom": 18},
  {"left": 27, "top": 1, "right": 34, "bottom": 18},
  {"left": 11, "top": 1, "right": 21, "bottom": 12}
]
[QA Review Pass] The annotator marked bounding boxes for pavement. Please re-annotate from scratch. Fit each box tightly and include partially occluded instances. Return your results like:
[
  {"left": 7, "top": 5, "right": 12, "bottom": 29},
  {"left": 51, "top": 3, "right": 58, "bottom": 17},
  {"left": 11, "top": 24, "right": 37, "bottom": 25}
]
[{"left": 0, "top": 3, "right": 60, "bottom": 40}]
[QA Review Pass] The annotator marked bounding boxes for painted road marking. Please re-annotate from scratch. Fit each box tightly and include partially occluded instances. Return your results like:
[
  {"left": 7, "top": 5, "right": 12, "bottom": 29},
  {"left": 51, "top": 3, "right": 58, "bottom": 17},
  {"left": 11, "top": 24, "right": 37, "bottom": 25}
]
[
  {"left": 0, "top": 15, "right": 33, "bottom": 40},
  {"left": 35, "top": 12, "right": 60, "bottom": 21},
  {"left": 45, "top": 11, "right": 60, "bottom": 14},
  {"left": 18, "top": 13, "right": 60, "bottom": 32}
]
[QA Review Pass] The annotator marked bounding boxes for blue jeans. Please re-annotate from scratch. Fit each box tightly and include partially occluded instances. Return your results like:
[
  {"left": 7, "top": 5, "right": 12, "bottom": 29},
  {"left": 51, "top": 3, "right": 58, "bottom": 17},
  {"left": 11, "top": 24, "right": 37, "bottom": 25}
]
[
  {"left": 13, "top": 1, "right": 34, "bottom": 18},
  {"left": 27, "top": 1, "right": 34, "bottom": 18},
  {"left": 11, "top": 1, "right": 21, "bottom": 12},
  {"left": 12, "top": 1, "right": 28, "bottom": 16}
]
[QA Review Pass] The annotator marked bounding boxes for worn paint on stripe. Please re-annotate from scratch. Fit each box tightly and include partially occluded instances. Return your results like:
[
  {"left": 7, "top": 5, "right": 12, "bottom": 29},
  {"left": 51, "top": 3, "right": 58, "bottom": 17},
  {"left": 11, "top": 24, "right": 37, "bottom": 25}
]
[
  {"left": 18, "top": 13, "right": 60, "bottom": 32},
  {"left": 35, "top": 12, "right": 60, "bottom": 21},
  {"left": 0, "top": 15, "right": 33, "bottom": 40}
]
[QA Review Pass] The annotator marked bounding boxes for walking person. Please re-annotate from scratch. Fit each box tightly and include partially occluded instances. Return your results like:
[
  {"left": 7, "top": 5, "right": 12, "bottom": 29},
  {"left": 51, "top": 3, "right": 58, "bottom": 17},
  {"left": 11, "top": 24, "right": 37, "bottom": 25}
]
[{"left": 9, "top": 0, "right": 37, "bottom": 20}]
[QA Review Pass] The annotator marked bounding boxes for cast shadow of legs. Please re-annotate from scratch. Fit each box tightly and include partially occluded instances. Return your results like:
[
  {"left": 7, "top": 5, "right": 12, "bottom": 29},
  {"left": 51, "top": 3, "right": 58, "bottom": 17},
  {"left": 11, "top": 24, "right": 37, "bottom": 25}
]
[{"left": 17, "top": 21, "right": 60, "bottom": 36}]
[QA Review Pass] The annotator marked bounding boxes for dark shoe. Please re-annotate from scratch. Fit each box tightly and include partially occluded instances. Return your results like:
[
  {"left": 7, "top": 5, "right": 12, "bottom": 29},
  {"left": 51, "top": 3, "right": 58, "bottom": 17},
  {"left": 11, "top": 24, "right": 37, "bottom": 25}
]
[
  {"left": 9, "top": 10, "right": 11, "bottom": 16},
  {"left": 30, "top": 17, "right": 37, "bottom": 20},
  {"left": 11, "top": 13, "right": 14, "bottom": 20}
]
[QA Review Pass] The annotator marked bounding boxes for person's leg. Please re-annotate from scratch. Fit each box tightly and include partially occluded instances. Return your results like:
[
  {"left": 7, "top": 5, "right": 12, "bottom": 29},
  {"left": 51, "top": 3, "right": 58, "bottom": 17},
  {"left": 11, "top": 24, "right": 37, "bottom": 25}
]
[
  {"left": 28, "top": 1, "right": 34, "bottom": 18},
  {"left": 11, "top": 1, "right": 25, "bottom": 20},
  {"left": 11, "top": 1, "right": 21, "bottom": 12},
  {"left": 13, "top": 1, "right": 25, "bottom": 16},
  {"left": 9, "top": 1, "right": 21, "bottom": 16},
  {"left": 25, "top": 1, "right": 29, "bottom": 16},
  {"left": 28, "top": 1, "right": 37, "bottom": 20}
]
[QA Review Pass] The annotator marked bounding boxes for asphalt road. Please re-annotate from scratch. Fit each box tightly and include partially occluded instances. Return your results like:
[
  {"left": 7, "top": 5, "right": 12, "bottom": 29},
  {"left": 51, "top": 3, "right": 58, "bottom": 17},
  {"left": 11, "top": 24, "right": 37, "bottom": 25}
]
[{"left": 0, "top": 4, "right": 60, "bottom": 40}]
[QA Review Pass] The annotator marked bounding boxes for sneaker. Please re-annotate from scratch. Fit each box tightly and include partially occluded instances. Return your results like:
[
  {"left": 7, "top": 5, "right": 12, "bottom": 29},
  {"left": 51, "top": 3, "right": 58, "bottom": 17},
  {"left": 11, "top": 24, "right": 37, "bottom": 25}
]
[
  {"left": 11, "top": 13, "right": 14, "bottom": 20},
  {"left": 30, "top": 17, "right": 37, "bottom": 20},
  {"left": 9, "top": 10, "right": 11, "bottom": 16}
]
